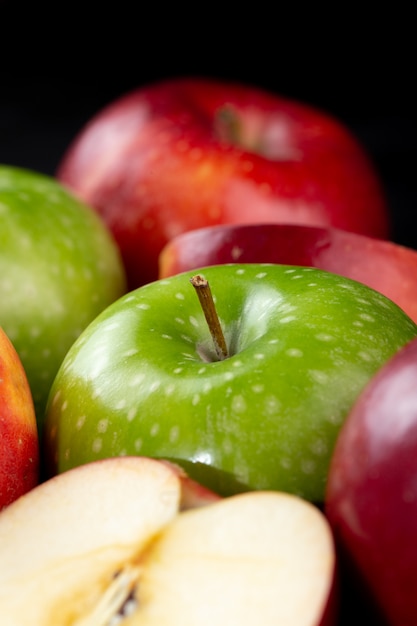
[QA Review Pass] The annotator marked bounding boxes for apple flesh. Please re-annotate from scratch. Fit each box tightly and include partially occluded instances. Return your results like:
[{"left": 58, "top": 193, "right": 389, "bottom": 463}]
[
  {"left": 0, "top": 165, "right": 127, "bottom": 429},
  {"left": 56, "top": 77, "right": 390, "bottom": 289},
  {"left": 0, "top": 456, "right": 336, "bottom": 626},
  {"left": 159, "top": 222, "right": 417, "bottom": 324},
  {"left": 0, "top": 327, "right": 39, "bottom": 510},
  {"left": 326, "top": 336, "right": 417, "bottom": 625},
  {"left": 43, "top": 263, "right": 417, "bottom": 502}
]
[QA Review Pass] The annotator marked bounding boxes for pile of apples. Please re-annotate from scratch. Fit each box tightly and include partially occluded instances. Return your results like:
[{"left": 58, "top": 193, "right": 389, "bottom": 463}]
[{"left": 1, "top": 77, "right": 417, "bottom": 625}]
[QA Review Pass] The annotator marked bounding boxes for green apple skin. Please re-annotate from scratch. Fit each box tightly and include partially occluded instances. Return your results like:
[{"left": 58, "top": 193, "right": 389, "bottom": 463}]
[
  {"left": 0, "top": 166, "right": 127, "bottom": 431},
  {"left": 44, "top": 264, "right": 417, "bottom": 502}
]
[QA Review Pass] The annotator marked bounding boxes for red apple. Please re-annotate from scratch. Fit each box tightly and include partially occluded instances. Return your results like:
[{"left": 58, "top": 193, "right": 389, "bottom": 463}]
[
  {"left": 159, "top": 223, "right": 417, "bottom": 324},
  {"left": 0, "top": 327, "right": 39, "bottom": 510},
  {"left": 325, "top": 336, "right": 417, "bottom": 625},
  {"left": 56, "top": 77, "right": 390, "bottom": 289}
]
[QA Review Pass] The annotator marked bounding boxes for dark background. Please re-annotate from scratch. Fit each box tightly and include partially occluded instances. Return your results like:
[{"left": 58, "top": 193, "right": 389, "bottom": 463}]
[
  {"left": 1, "top": 2, "right": 416, "bottom": 250},
  {"left": 1, "top": 3, "right": 413, "bottom": 622}
]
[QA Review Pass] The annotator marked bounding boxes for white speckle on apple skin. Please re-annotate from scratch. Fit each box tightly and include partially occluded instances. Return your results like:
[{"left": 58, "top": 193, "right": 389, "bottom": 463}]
[
  {"left": 301, "top": 459, "right": 316, "bottom": 475},
  {"left": 286, "top": 348, "right": 303, "bottom": 358},
  {"left": 128, "top": 373, "right": 146, "bottom": 387},
  {"left": 279, "top": 316, "right": 297, "bottom": 324},
  {"left": 309, "top": 371, "right": 329, "bottom": 385},
  {"left": 175, "top": 317, "right": 185, "bottom": 325},
  {"left": 252, "top": 384, "right": 265, "bottom": 393},
  {"left": 192, "top": 394, "right": 200, "bottom": 406},
  {"left": 189, "top": 316, "right": 200, "bottom": 327},
  {"left": 165, "top": 384, "right": 176, "bottom": 396},
  {"left": 231, "top": 395, "right": 247, "bottom": 414},
  {"left": 359, "top": 313, "right": 376, "bottom": 322},
  {"left": 97, "top": 419, "right": 109, "bottom": 433},
  {"left": 310, "top": 438, "right": 328, "bottom": 456},
  {"left": 122, "top": 348, "right": 139, "bottom": 358},
  {"left": 92, "top": 438, "right": 102, "bottom": 453},
  {"left": 134, "top": 439, "right": 142, "bottom": 451},
  {"left": 280, "top": 457, "right": 292, "bottom": 470},
  {"left": 75, "top": 415, "right": 86, "bottom": 430},
  {"left": 263, "top": 395, "right": 281, "bottom": 415},
  {"left": 150, "top": 423, "right": 160, "bottom": 437},
  {"left": 175, "top": 292, "right": 185, "bottom": 300},
  {"left": 169, "top": 426, "right": 180, "bottom": 443},
  {"left": 127, "top": 407, "right": 137, "bottom": 422},
  {"left": 316, "top": 333, "right": 335, "bottom": 342}
]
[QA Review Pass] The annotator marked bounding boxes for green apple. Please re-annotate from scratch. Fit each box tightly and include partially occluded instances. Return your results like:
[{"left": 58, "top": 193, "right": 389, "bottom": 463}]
[
  {"left": 0, "top": 165, "right": 127, "bottom": 430},
  {"left": 44, "top": 264, "right": 417, "bottom": 501}
]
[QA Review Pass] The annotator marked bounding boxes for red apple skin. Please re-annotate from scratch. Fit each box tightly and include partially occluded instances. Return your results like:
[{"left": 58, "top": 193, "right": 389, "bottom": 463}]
[
  {"left": 159, "top": 460, "right": 222, "bottom": 510},
  {"left": 0, "top": 328, "right": 39, "bottom": 510},
  {"left": 57, "top": 77, "right": 389, "bottom": 289},
  {"left": 159, "top": 223, "right": 417, "bottom": 325},
  {"left": 325, "top": 336, "right": 417, "bottom": 626}
]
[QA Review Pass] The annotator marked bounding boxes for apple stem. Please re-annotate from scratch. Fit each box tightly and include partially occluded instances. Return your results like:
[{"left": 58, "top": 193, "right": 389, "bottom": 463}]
[
  {"left": 215, "top": 105, "right": 241, "bottom": 145},
  {"left": 190, "top": 274, "right": 228, "bottom": 361}
]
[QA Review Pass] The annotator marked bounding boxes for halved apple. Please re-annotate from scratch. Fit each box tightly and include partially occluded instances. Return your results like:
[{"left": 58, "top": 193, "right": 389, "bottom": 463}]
[{"left": 0, "top": 456, "right": 336, "bottom": 625}]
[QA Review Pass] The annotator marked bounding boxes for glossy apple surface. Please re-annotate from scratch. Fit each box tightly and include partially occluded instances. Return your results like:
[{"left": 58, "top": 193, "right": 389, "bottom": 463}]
[
  {"left": 56, "top": 77, "right": 389, "bottom": 289},
  {"left": 0, "top": 327, "right": 39, "bottom": 510},
  {"left": 159, "top": 223, "right": 417, "bottom": 324},
  {"left": 0, "top": 455, "right": 336, "bottom": 626},
  {"left": 0, "top": 165, "right": 127, "bottom": 429},
  {"left": 326, "top": 336, "right": 417, "bottom": 625},
  {"left": 44, "top": 264, "right": 417, "bottom": 502}
]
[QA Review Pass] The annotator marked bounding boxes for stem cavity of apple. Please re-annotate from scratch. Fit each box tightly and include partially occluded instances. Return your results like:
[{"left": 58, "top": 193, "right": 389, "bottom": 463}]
[
  {"left": 190, "top": 274, "right": 229, "bottom": 361},
  {"left": 215, "top": 105, "right": 242, "bottom": 146}
]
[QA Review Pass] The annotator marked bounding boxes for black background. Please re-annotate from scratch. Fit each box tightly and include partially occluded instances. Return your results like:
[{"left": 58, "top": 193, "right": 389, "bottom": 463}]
[
  {"left": 1, "top": 2, "right": 416, "bottom": 250},
  {"left": 1, "top": 2, "right": 414, "bottom": 623}
]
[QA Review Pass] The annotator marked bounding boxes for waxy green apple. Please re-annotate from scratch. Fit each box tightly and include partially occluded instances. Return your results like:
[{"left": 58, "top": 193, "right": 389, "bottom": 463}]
[
  {"left": 0, "top": 165, "right": 127, "bottom": 429},
  {"left": 44, "top": 264, "right": 417, "bottom": 502},
  {"left": 0, "top": 327, "right": 39, "bottom": 510}
]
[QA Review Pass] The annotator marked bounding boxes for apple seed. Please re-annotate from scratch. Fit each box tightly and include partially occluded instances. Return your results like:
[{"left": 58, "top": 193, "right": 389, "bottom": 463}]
[{"left": 73, "top": 564, "right": 141, "bottom": 626}]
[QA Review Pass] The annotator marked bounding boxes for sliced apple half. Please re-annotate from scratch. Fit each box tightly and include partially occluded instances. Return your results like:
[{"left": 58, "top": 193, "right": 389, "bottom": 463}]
[{"left": 0, "top": 456, "right": 336, "bottom": 625}]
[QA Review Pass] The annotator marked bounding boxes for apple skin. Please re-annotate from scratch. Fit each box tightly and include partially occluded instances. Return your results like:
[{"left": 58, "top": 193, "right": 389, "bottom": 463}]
[
  {"left": 325, "top": 336, "right": 417, "bottom": 626},
  {"left": 56, "top": 77, "right": 390, "bottom": 290},
  {"left": 0, "top": 165, "right": 127, "bottom": 430},
  {"left": 159, "top": 223, "right": 417, "bottom": 324},
  {"left": 0, "top": 327, "right": 39, "bottom": 510},
  {"left": 43, "top": 263, "right": 417, "bottom": 503}
]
